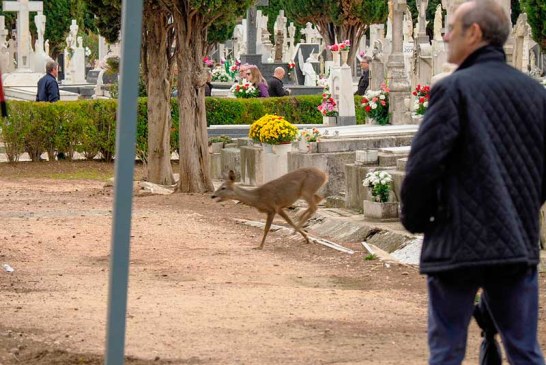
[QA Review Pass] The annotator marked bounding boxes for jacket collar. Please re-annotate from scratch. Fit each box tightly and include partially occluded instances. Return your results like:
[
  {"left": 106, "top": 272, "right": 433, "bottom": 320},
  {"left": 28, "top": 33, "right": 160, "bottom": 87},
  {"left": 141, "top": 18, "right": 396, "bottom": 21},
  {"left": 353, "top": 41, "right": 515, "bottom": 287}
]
[{"left": 456, "top": 45, "right": 506, "bottom": 72}]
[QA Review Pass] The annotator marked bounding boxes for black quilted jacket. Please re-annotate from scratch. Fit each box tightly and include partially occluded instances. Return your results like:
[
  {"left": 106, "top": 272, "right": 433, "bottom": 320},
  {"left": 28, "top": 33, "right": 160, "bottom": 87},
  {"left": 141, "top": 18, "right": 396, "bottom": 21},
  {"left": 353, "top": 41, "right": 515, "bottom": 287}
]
[{"left": 400, "top": 45, "right": 546, "bottom": 274}]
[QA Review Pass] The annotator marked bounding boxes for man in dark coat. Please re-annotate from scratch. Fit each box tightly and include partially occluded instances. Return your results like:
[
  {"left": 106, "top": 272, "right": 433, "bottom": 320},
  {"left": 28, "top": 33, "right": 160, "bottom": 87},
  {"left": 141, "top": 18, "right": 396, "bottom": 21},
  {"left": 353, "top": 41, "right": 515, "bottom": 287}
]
[
  {"left": 267, "top": 67, "right": 289, "bottom": 97},
  {"left": 36, "top": 60, "right": 60, "bottom": 102},
  {"left": 354, "top": 56, "right": 371, "bottom": 95},
  {"left": 400, "top": 0, "right": 546, "bottom": 363}
]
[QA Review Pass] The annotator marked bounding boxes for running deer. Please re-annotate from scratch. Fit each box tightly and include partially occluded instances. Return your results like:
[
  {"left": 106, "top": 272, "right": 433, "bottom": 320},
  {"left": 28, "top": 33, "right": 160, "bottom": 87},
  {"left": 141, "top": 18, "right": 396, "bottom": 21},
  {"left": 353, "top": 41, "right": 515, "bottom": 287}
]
[{"left": 211, "top": 167, "right": 328, "bottom": 249}]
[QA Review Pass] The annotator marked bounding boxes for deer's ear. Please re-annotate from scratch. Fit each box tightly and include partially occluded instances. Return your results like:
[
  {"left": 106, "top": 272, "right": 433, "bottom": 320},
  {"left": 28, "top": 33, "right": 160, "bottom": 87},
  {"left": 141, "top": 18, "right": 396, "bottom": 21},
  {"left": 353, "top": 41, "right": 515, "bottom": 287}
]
[{"left": 228, "top": 170, "right": 236, "bottom": 181}]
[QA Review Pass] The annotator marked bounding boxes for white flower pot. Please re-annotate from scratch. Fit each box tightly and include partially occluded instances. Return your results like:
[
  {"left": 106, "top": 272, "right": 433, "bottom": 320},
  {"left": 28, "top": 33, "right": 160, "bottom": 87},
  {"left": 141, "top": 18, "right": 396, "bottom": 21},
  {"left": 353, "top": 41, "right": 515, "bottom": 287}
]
[
  {"left": 331, "top": 51, "right": 340, "bottom": 67},
  {"left": 363, "top": 200, "right": 399, "bottom": 220},
  {"left": 341, "top": 50, "right": 349, "bottom": 66},
  {"left": 262, "top": 143, "right": 273, "bottom": 153}
]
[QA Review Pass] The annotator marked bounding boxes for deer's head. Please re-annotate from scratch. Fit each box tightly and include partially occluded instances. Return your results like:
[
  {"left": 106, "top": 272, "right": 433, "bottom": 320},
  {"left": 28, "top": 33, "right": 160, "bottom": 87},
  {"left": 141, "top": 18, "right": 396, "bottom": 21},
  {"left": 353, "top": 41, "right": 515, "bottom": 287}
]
[{"left": 211, "top": 170, "right": 237, "bottom": 202}]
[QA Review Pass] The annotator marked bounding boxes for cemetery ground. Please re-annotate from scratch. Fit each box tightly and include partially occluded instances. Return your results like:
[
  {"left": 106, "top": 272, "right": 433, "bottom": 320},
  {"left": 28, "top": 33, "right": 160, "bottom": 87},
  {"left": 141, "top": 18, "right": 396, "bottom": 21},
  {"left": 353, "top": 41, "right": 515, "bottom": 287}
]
[{"left": 0, "top": 161, "right": 545, "bottom": 364}]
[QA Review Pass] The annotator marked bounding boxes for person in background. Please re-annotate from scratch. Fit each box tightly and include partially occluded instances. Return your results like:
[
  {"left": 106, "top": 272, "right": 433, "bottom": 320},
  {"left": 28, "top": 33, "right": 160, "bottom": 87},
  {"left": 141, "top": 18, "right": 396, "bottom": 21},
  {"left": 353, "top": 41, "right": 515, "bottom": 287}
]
[
  {"left": 246, "top": 65, "right": 269, "bottom": 97},
  {"left": 400, "top": 0, "right": 546, "bottom": 363},
  {"left": 268, "top": 67, "right": 290, "bottom": 97},
  {"left": 238, "top": 63, "right": 251, "bottom": 82},
  {"left": 37, "top": 60, "right": 63, "bottom": 159},
  {"left": 36, "top": 60, "right": 60, "bottom": 102},
  {"left": 204, "top": 71, "right": 213, "bottom": 97},
  {"left": 355, "top": 56, "right": 371, "bottom": 95}
]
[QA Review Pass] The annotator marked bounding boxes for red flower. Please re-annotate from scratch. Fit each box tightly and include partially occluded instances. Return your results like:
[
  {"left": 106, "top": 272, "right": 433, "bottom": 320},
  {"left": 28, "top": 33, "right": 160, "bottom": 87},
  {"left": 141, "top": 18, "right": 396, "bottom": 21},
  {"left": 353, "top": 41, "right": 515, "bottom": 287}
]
[
  {"left": 419, "top": 97, "right": 425, "bottom": 103},
  {"left": 330, "top": 44, "right": 339, "bottom": 52},
  {"left": 365, "top": 106, "right": 372, "bottom": 112}
]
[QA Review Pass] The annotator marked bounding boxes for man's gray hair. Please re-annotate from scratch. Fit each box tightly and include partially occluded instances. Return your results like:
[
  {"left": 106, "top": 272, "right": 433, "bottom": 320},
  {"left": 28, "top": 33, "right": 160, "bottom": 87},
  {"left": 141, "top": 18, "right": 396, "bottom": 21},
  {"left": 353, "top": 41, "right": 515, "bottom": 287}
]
[
  {"left": 462, "top": 0, "right": 511, "bottom": 47},
  {"left": 45, "top": 60, "right": 58, "bottom": 74}
]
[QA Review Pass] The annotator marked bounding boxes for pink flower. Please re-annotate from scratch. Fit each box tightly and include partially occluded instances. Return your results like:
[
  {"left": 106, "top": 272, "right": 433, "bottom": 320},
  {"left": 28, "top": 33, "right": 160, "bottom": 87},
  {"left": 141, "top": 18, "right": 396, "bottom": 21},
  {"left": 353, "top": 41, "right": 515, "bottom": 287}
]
[{"left": 329, "top": 44, "right": 339, "bottom": 52}]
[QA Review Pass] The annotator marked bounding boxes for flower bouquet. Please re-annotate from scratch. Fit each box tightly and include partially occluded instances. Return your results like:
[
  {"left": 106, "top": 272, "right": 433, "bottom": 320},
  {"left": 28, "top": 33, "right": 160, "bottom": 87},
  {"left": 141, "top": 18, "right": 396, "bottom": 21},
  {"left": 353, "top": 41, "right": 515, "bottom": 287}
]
[
  {"left": 339, "top": 40, "right": 351, "bottom": 52},
  {"left": 412, "top": 84, "right": 430, "bottom": 115},
  {"left": 317, "top": 86, "right": 338, "bottom": 117},
  {"left": 249, "top": 114, "right": 299, "bottom": 145},
  {"left": 224, "top": 58, "right": 239, "bottom": 80},
  {"left": 212, "top": 68, "right": 231, "bottom": 82},
  {"left": 287, "top": 61, "right": 296, "bottom": 77},
  {"left": 230, "top": 81, "right": 259, "bottom": 98},
  {"left": 300, "top": 128, "right": 321, "bottom": 143},
  {"left": 203, "top": 56, "right": 214, "bottom": 68},
  {"left": 361, "top": 82, "right": 390, "bottom": 125},
  {"left": 363, "top": 170, "right": 393, "bottom": 203},
  {"left": 328, "top": 40, "right": 351, "bottom": 52}
]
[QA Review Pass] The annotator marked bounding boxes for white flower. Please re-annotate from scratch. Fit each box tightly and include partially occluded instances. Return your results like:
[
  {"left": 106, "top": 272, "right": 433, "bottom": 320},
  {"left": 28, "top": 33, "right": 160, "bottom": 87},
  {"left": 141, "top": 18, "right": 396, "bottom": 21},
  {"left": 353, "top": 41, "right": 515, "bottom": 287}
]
[
  {"left": 423, "top": 101, "right": 429, "bottom": 108},
  {"left": 371, "top": 103, "right": 378, "bottom": 110},
  {"left": 379, "top": 95, "right": 385, "bottom": 100}
]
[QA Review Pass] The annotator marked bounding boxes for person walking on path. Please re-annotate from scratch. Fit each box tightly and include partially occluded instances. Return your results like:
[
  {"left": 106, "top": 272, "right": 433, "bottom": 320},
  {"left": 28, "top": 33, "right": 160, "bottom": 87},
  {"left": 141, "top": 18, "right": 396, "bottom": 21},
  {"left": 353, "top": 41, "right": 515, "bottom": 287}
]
[
  {"left": 354, "top": 56, "right": 371, "bottom": 95},
  {"left": 400, "top": 0, "right": 546, "bottom": 364},
  {"left": 36, "top": 60, "right": 60, "bottom": 103},
  {"left": 267, "top": 67, "right": 290, "bottom": 97}
]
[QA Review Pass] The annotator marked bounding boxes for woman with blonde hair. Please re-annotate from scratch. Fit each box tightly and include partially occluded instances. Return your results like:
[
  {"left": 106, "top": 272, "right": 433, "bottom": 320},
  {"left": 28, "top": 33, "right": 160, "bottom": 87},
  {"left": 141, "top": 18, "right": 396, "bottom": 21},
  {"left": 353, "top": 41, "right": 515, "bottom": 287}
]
[{"left": 245, "top": 65, "right": 269, "bottom": 97}]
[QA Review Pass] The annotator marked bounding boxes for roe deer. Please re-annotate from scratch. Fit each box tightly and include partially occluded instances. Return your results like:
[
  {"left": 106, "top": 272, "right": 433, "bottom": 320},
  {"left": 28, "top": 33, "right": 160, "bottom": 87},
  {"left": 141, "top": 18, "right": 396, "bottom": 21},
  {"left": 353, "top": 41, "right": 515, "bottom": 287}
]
[{"left": 211, "top": 167, "right": 328, "bottom": 249}]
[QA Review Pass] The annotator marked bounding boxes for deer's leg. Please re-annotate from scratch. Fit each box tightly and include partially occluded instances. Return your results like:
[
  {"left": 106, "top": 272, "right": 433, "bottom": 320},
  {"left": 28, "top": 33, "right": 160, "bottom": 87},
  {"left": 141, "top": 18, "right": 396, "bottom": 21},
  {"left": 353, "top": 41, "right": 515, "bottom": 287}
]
[
  {"left": 278, "top": 208, "right": 309, "bottom": 243},
  {"left": 296, "top": 194, "right": 322, "bottom": 229},
  {"left": 257, "top": 212, "right": 275, "bottom": 250}
]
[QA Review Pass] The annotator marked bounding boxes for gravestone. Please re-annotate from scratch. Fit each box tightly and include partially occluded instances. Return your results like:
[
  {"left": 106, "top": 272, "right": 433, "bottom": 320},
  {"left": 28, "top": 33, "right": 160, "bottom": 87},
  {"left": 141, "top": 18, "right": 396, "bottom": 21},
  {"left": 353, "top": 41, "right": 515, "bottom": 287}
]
[
  {"left": 0, "top": 16, "right": 12, "bottom": 73},
  {"left": 86, "top": 69, "right": 100, "bottom": 84},
  {"left": 240, "top": 0, "right": 268, "bottom": 66},
  {"left": 293, "top": 43, "right": 320, "bottom": 85},
  {"left": 2, "top": 0, "right": 43, "bottom": 71},
  {"left": 386, "top": 0, "right": 411, "bottom": 124}
]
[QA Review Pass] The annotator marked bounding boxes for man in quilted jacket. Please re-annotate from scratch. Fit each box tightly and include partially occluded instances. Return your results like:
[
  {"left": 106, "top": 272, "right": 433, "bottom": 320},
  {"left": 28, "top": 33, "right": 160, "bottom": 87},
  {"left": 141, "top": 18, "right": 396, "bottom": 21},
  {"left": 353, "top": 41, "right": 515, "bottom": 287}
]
[{"left": 400, "top": 0, "right": 546, "bottom": 363}]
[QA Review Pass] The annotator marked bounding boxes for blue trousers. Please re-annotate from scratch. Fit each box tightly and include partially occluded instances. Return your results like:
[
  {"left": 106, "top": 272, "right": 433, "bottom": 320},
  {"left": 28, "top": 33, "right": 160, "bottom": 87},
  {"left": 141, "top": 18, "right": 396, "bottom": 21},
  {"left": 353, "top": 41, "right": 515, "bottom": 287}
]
[{"left": 427, "top": 265, "right": 544, "bottom": 365}]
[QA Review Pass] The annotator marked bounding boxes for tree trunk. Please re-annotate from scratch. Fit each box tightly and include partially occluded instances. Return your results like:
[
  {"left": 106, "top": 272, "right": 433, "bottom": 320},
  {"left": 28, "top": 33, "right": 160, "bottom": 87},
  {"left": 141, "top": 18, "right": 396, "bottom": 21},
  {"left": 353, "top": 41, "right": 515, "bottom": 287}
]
[
  {"left": 173, "top": 12, "right": 214, "bottom": 193},
  {"left": 142, "top": 2, "right": 175, "bottom": 185}
]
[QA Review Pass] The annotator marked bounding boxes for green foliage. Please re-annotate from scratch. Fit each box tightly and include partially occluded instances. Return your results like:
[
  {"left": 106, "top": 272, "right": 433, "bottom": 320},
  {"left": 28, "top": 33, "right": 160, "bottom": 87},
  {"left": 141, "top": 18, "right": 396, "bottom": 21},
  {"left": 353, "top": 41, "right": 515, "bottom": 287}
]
[
  {"left": 521, "top": 0, "right": 546, "bottom": 50},
  {"left": 208, "top": 135, "right": 233, "bottom": 145},
  {"left": 82, "top": 0, "right": 121, "bottom": 44},
  {"left": 207, "top": 19, "right": 238, "bottom": 46},
  {"left": 280, "top": 0, "right": 388, "bottom": 42},
  {"left": 364, "top": 253, "right": 378, "bottom": 261},
  {"left": 205, "top": 95, "right": 367, "bottom": 125},
  {"left": 0, "top": 96, "right": 367, "bottom": 163}
]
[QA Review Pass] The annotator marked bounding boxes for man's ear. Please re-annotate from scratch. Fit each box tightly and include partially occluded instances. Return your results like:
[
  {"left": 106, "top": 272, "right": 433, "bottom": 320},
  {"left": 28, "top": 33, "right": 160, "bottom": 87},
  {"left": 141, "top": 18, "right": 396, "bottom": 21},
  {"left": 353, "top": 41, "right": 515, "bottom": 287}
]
[{"left": 467, "top": 23, "right": 484, "bottom": 45}]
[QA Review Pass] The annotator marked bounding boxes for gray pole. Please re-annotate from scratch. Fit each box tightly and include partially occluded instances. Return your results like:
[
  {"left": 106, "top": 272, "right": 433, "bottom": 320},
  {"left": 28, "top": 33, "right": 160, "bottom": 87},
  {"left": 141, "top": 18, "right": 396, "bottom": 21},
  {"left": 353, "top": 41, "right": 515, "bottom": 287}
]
[{"left": 104, "top": 0, "right": 143, "bottom": 364}]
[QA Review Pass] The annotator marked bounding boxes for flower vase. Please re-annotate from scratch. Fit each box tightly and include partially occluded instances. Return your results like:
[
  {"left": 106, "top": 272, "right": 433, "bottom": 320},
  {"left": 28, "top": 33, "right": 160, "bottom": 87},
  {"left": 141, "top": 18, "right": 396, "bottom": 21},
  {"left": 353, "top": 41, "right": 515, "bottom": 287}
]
[
  {"left": 340, "top": 50, "right": 349, "bottom": 66},
  {"left": 363, "top": 200, "right": 399, "bottom": 220},
  {"left": 262, "top": 143, "right": 273, "bottom": 153},
  {"left": 331, "top": 51, "right": 340, "bottom": 67},
  {"left": 271, "top": 142, "right": 293, "bottom": 156}
]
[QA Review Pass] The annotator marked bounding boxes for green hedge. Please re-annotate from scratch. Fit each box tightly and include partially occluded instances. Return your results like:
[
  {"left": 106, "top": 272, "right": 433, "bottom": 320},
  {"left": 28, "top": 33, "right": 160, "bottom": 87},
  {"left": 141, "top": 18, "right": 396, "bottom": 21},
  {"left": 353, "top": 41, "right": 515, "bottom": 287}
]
[{"left": 0, "top": 96, "right": 366, "bottom": 162}]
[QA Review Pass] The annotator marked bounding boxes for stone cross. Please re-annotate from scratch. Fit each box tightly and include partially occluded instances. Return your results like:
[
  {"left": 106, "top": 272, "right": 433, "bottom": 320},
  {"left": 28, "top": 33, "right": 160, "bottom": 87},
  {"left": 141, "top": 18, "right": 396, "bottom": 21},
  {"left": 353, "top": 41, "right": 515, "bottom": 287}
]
[
  {"left": 3, "top": 0, "right": 43, "bottom": 70},
  {"left": 301, "top": 23, "right": 314, "bottom": 43}
]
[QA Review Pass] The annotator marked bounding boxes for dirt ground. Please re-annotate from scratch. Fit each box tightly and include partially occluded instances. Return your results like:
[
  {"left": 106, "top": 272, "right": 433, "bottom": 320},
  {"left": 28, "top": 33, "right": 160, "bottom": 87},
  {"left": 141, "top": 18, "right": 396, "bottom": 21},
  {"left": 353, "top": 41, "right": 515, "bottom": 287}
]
[{"left": 0, "top": 161, "right": 545, "bottom": 365}]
